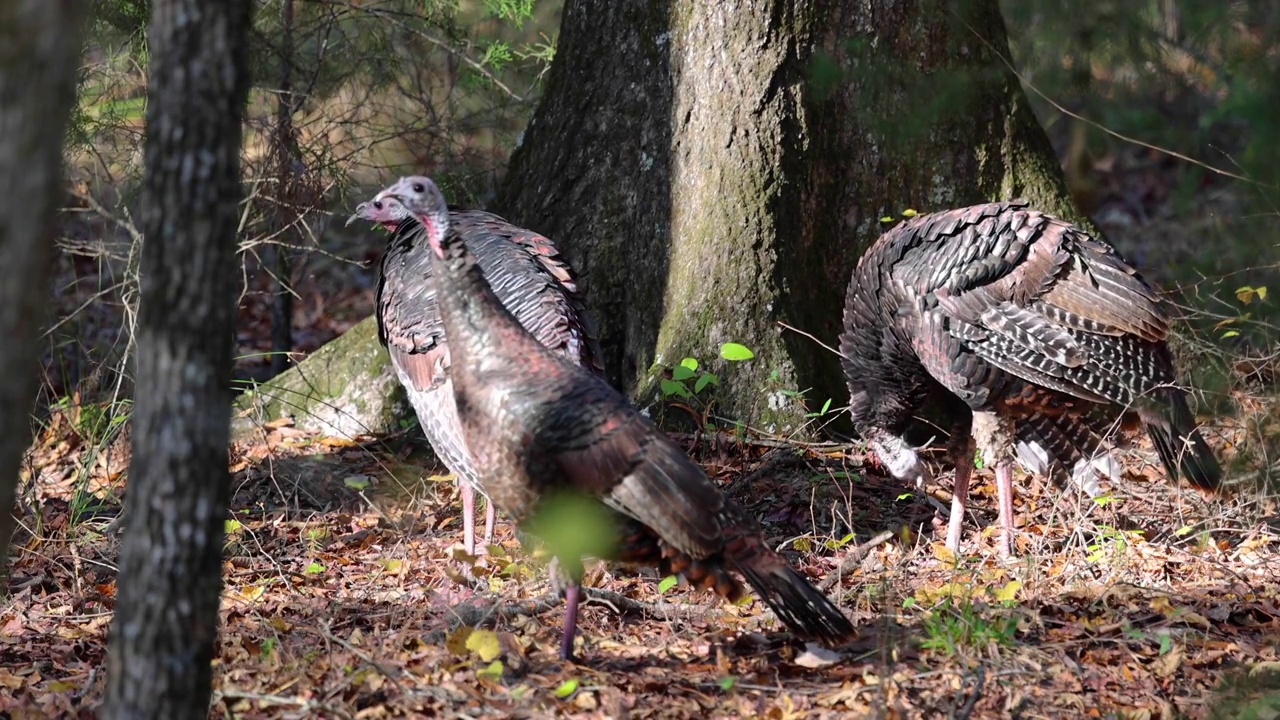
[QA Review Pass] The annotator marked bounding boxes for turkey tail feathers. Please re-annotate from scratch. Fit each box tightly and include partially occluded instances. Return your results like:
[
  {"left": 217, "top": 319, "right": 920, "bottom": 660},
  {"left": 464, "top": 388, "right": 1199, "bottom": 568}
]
[
  {"left": 734, "top": 557, "right": 855, "bottom": 645},
  {"left": 1144, "top": 388, "right": 1222, "bottom": 491}
]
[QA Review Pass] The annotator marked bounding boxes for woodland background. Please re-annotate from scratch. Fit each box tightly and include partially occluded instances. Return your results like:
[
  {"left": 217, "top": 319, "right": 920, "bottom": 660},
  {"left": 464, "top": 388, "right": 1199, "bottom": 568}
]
[{"left": 2, "top": 0, "right": 1279, "bottom": 717}]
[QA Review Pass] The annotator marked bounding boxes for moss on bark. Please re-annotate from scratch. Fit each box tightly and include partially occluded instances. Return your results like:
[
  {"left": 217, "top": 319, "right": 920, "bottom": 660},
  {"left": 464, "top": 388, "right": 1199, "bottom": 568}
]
[{"left": 232, "top": 315, "right": 409, "bottom": 439}]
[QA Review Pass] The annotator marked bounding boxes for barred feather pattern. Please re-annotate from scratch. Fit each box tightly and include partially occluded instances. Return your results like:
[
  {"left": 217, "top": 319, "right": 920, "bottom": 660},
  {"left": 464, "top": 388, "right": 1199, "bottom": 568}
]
[{"left": 841, "top": 199, "right": 1220, "bottom": 497}]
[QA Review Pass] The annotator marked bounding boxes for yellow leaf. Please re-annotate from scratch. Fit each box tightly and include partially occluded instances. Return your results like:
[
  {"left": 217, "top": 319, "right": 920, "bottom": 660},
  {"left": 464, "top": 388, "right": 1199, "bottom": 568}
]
[
  {"left": 1249, "top": 661, "right": 1280, "bottom": 676},
  {"left": 382, "top": 558, "right": 404, "bottom": 574},
  {"left": 228, "top": 584, "right": 266, "bottom": 603},
  {"left": 1257, "top": 286, "right": 1268, "bottom": 301},
  {"left": 1178, "top": 610, "right": 1212, "bottom": 630},
  {"left": 269, "top": 616, "right": 291, "bottom": 632},
  {"left": 1151, "top": 644, "right": 1183, "bottom": 678},
  {"left": 901, "top": 208, "right": 919, "bottom": 217},
  {"left": 1149, "top": 596, "right": 1174, "bottom": 615},
  {"left": 994, "top": 580, "right": 1022, "bottom": 603},
  {"left": 465, "top": 629, "right": 502, "bottom": 662},
  {"left": 931, "top": 543, "right": 957, "bottom": 565},
  {"left": 0, "top": 670, "right": 24, "bottom": 689},
  {"left": 47, "top": 680, "right": 78, "bottom": 692}
]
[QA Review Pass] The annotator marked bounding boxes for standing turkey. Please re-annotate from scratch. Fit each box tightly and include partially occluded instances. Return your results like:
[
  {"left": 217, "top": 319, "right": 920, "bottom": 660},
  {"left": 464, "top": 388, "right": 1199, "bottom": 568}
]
[
  {"left": 347, "top": 194, "right": 604, "bottom": 560},
  {"left": 839, "top": 200, "right": 1221, "bottom": 557},
  {"left": 382, "top": 176, "right": 855, "bottom": 660}
]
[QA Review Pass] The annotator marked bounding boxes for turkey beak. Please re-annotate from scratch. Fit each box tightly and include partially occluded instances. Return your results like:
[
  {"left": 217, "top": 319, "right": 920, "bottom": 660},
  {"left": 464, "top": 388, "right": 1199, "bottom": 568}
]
[{"left": 345, "top": 202, "right": 369, "bottom": 227}]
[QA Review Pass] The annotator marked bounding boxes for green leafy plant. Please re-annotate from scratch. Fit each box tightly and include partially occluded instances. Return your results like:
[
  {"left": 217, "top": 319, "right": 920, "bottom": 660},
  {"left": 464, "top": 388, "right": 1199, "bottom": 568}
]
[
  {"left": 648, "top": 342, "right": 758, "bottom": 429},
  {"left": 765, "top": 368, "right": 839, "bottom": 422},
  {"left": 660, "top": 357, "right": 720, "bottom": 400},
  {"left": 918, "top": 597, "right": 1019, "bottom": 656},
  {"left": 1085, "top": 526, "right": 1144, "bottom": 564}
]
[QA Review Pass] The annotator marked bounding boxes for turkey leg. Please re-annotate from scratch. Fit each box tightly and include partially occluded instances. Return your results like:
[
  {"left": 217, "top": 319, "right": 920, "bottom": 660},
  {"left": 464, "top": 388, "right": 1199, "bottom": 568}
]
[
  {"left": 560, "top": 582, "right": 581, "bottom": 661},
  {"left": 460, "top": 480, "right": 478, "bottom": 557},
  {"left": 972, "top": 411, "right": 1016, "bottom": 557},
  {"left": 995, "top": 460, "right": 1016, "bottom": 558},
  {"left": 549, "top": 556, "right": 583, "bottom": 661},
  {"left": 481, "top": 500, "right": 496, "bottom": 551},
  {"left": 946, "top": 455, "right": 972, "bottom": 553},
  {"left": 945, "top": 418, "right": 975, "bottom": 553}
]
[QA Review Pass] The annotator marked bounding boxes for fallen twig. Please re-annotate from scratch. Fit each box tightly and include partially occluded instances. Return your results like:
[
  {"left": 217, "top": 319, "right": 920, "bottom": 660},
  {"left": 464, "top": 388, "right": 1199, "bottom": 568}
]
[
  {"left": 668, "top": 431, "right": 847, "bottom": 451},
  {"left": 736, "top": 450, "right": 808, "bottom": 489},
  {"left": 584, "top": 587, "right": 714, "bottom": 621},
  {"left": 953, "top": 664, "right": 985, "bottom": 720},
  {"left": 314, "top": 620, "right": 412, "bottom": 698},
  {"left": 819, "top": 530, "right": 896, "bottom": 592},
  {"left": 444, "top": 592, "right": 563, "bottom": 628},
  {"left": 213, "top": 689, "right": 353, "bottom": 720}
]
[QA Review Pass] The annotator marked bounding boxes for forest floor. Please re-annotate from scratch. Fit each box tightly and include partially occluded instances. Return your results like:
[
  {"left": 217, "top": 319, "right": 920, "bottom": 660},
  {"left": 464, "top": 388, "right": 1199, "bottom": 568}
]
[
  {"left": 4, "top": 127, "right": 1280, "bottom": 718},
  {"left": 3, "top": 402, "right": 1280, "bottom": 719}
]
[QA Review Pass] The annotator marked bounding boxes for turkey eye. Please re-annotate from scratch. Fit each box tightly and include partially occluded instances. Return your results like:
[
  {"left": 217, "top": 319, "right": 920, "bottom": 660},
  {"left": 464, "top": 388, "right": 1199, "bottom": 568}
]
[
  {"left": 372, "top": 200, "right": 383, "bottom": 210},
  {"left": 412, "top": 183, "right": 425, "bottom": 193}
]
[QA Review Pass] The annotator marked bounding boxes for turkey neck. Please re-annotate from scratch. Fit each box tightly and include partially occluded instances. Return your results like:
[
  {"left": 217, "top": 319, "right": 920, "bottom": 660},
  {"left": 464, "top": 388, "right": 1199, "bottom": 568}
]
[{"left": 428, "top": 227, "right": 540, "bottom": 360}]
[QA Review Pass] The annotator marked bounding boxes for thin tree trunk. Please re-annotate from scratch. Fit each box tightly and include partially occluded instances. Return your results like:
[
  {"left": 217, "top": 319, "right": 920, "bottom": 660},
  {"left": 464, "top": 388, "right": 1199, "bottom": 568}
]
[
  {"left": 497, "top": 0, "right": 1080, "bottom": 433},
  {"left": 0, "top": 0, "right": 88, "bottom": 588},
  {"left": 268, "top": 0, "right": 297, "bottom": 378},
  {"left": 102, "top": 0, "right": 253, "bottom": 715}
]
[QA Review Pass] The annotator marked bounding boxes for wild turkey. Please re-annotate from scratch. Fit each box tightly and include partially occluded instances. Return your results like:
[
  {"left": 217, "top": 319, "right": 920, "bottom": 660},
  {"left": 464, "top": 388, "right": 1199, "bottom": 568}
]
[
  {"left": 381, "top": 176, "right": 855, "bottom": 660},
  {"left": 347, "top": 195, "right": 604, "bottom": 560},
  {"left": 839, "top": 200, "right": 1221, "bottom": 557}
]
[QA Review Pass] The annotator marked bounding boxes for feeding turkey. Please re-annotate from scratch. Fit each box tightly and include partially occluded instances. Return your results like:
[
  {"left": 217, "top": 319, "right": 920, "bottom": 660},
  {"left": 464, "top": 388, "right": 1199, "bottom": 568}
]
[
  {"left": 381, "top": 175, "right": 855, "bottom": 661},
  {"left": 839, "top": 200, "right": 1221, "bottom": 558},
  {"left": 347, "top": 192, "right": 604, "bottom": 563}
]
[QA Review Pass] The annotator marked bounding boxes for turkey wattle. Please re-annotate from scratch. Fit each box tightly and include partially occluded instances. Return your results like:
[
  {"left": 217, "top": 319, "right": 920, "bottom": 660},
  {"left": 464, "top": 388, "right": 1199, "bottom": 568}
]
[
  {"left": 839, "top": 200, "right": 1221, "bottom": 557},
  {"left": 347, "top": 192, "right": 603, "bottom": 560},
  {"left": 384, "top": 175, "right": 855, "bottom": 661}
]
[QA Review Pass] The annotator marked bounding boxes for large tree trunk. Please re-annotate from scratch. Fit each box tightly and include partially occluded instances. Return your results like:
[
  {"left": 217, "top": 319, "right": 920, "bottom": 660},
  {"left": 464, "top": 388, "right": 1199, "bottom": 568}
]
[
  {"left": 497, "top": 0, "right": 1080, "bottom": 433},
  {"left": 102, "top": 0, "right": 253, "bottom": 715},
  {"left": 0, "top": 1, "right": 88, "bottom": 587}
]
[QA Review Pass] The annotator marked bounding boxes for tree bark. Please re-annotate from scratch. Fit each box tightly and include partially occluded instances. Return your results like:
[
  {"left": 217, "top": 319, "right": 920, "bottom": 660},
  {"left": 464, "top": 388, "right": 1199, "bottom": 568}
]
[
  {"left": 0, "top": 1, "right": 88, "bottom": 587},
  {"left": 102, "top": 0, "right": 253, "bottom": 716},
  {"left": 267, "top": 0, "right": 297, "bottom": 378},
  {"left": 497, "top": 0, "right": 1080, "bottom": 433}
]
